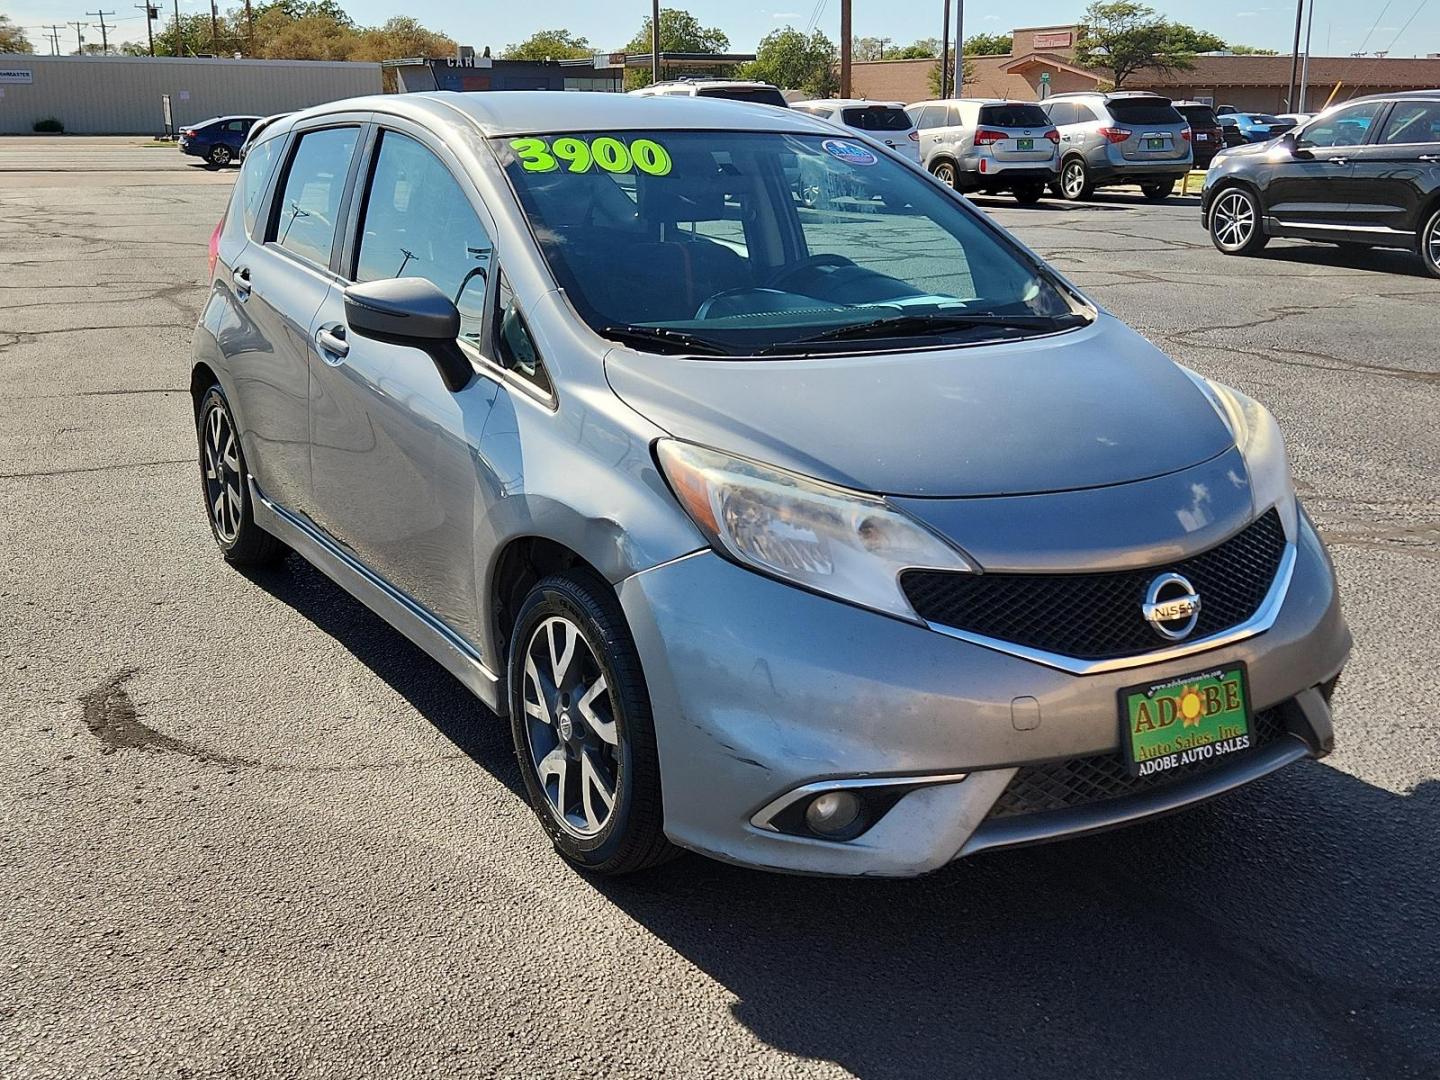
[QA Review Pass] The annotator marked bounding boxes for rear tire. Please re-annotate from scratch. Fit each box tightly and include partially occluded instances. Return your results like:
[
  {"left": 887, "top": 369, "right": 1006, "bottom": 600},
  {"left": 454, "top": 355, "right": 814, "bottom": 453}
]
[
  {"left": 207, "top": 144, "right": 232, "bottom": 167},
  {"left": 1012, "top": 181, "right": 1045, "bottom": 206},
  {"left": 1417, "top": 205, "right": 1440, "bottom": 279},
  {"left": 1058, "top": 158, "right": 1092, "bottom": 201},
  {"left": 1140, "top": 180, "right": 1175, "bottom": 202},
  {"left": 196, "top": 386, "right": 286, "bottom": 566},
  {"left": 1208, "top": 185, "right": 1269, "bottom": 256},
  {"left": 930, "top": 159, "right": 959, "bottom": 189},
  {"left": 508, "top": 570, "right": 677, "bottom": 876}
]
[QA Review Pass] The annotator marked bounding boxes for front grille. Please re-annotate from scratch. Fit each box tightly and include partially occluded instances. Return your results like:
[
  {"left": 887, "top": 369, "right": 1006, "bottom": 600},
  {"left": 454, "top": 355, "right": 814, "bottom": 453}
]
[
  {"left": 988, "top": 707, "right": 1288, "bottom": 819},
  {"left": 902, "top": 509, "right": 1287, "bottom": 661}
]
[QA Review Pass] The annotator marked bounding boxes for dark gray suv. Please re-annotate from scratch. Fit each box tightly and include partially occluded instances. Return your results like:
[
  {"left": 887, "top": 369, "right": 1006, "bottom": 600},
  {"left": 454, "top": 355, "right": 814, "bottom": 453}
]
[{"left": 1042, "top": 91, "right": 1194, "bottom": 201}]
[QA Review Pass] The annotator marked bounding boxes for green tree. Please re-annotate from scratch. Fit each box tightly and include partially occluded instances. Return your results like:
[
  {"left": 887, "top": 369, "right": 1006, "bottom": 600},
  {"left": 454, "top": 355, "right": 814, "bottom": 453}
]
[
  {"left": 893, "top": 37, "right": 938, "bottom": 59},
  {"left": 964, "top": 32, "right": 1012, "bottom": 55},
  {"left": 926, "top": 49, "right": 975, "bottom": 97},
  {"left": 625, "top": 8, "right": 730, "bottom": 88},
  {"left": 1, "top": 12, "right": 34, "bottom": 52},
  {"left": 503, "top": 28, "right": 591, "bottom": 60},
  {"left": 349, "top": 15, "right": 454, "bottom": 61},
  {"left": 1074, "top": 1, "right": 1225, "bottom": 87},
  {"left": 152, "top": 11, "right": 229, "bottom": 56},
  {"left": 852, "top": 35, "right": 890, "bottom": 61},
  {"left": 739, "top": 27, "right": 836, "bottom": 96},
  {"left": 1226, "top": 43, "right": 1277, "bottom": 55}
]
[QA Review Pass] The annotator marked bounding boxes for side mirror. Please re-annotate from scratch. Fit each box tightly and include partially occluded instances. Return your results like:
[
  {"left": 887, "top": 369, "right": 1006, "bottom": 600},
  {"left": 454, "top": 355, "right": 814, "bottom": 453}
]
[
  {"left": 343, "top": 276, "right": 471, "bottom": 392},
  {"left": 1280, "top": 130, "right": 1311, "bottom": 159}
]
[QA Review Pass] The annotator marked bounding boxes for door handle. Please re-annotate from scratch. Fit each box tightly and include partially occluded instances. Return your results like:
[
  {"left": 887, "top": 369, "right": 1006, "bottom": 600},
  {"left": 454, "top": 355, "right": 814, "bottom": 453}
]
[
  {"left": 1326, "top": 156, "right": 1349, "bottom": 166},
  {"left": 233, "top": 266, "right": 251, "bottom": 297},
  {"left": 315, "top": 324, "right": 349, "bottom": 359}
]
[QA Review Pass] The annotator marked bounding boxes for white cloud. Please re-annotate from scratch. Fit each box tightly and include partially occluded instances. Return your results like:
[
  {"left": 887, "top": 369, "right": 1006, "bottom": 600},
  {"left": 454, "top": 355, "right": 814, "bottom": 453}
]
[{"left": 772, "top": 10, "right": 801, "bottom": 17}]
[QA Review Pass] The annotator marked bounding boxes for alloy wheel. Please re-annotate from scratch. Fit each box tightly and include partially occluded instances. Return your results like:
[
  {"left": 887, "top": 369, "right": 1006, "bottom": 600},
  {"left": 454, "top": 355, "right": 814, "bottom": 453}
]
[
  {"left": 1212, "top": 189, "right": 1256, "bottom": 251},
  {"left": 1062, "top": 161, "right": 1087, "bottom": 199},
  {"left": 933, "top": 162, "right": 956, "bottom": 187},
  {"left": 210, "top": 146, "right": 231, "bottom": 166},
  {"left": 201, "top": 402, "right": 242, "bottom": 543},
  {"left": 1427, "top": 212, "right": 1440, "bottom": 273},
  {"left": 521, "top": 615, "right": 620, "bottom": 838}
]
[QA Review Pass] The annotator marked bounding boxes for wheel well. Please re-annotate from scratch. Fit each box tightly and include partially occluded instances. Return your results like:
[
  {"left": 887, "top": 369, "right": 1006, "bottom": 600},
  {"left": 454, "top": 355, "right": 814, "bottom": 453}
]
[
  {"left": 491, "top": 537, "right": 608, "bottom": 661},
  {"left": 190, "top": 363, "right": 218, "bottom": 418}
]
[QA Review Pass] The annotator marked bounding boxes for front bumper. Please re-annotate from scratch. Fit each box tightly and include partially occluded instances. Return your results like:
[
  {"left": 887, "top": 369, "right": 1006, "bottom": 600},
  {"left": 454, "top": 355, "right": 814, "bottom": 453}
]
[{"left": 618, "top": 511, "right": 1349, "bottom": 877}]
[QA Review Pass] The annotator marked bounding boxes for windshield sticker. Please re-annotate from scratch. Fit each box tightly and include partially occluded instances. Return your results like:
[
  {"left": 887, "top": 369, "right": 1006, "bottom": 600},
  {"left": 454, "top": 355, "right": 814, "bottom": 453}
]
[
  {"left": 821, "top": 139, "right": 878, "bottom": 166},
  {"left": 510, "top": 136, "right": 673, "bottom": 176}
]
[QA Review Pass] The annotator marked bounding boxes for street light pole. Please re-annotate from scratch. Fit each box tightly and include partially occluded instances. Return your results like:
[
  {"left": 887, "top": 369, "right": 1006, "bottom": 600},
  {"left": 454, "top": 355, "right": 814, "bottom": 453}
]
[
  {"left": 840, "top": 0, "right": 851, "bottom": 97},
  {"left": 650, "top": 0, "right": 660, "bottom": 85},
  {"left": 1299, "top": 0, "right": 1316, "bottom": 112},
  {"left": 1286, "top": 0, "right": 1305, "bottom": 111},
  {"left": 954, "top": 0, "right": 964, "bottom": 94},
  {"left": 939, "top": 0, "right": 951, "bottom": 98}
]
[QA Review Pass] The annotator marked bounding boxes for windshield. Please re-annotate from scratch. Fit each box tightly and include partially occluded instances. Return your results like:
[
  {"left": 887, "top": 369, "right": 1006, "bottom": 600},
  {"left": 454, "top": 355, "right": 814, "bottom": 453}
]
[
  {"left": 698, "top": 86, "right": 788, "bottom": 108},
  {"left": 498, "top": 130, "right": 1086, "bottom": 356}
]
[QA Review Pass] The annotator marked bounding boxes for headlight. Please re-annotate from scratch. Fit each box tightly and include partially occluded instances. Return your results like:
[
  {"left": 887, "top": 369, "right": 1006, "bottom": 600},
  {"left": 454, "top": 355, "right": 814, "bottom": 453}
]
[
  {"left": 656, "top": 440, "right": 974, "bottom": 620},
  {"left": 1182, "top": 369, "right": 1298, "bottom": 540}
]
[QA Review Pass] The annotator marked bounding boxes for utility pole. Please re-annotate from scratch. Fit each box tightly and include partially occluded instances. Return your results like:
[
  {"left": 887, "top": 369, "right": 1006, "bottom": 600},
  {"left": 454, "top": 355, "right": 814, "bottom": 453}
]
[
  {"left": 954, "top": 0, "right": 964, "bottom": 94},
  {"left": 208, "top": 0, "right": 218, "bottom": 54},
  {"left": 243, "top": 0, "right": 253, "bottom": 54},
  {"left": 839, "top": 0, "right": 851, "bottom": 96},
  {"left": 68, "top": 20, "right": 87, "bottom": 53},
  {"left": 650, "top": 0, "right": 659, "bottom": 85},
  {"left": 1299, "top": 0, "right": 1316, "bottom": 112},
  {"left": 172, "top": 0, "right": 181, "bottom": 55},
  {"left": 876, "top": 36, "right": 890, "bottom": 60},
  {"left": 86, "top": 9, "right": 115, "bottom": 54},
  {"left": 44, "top": 24, "right": 64, "bottom": 54},
  {"left": 134, "top": 2, "right": 155, "bottom": 55},
  {"left": 1286, "top": 0, "right": 1305, "bottom": 111},
  {"left": 939, "top": 0, "right": 951, "bottom": 98}
]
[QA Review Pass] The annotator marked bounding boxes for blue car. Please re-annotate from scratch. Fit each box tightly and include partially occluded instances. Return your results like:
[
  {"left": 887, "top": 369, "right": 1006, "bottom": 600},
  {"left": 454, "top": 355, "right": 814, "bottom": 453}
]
[
  {"left": 179, "top": 115, "right": 260, "bottom": 167},
  {"left": 1217, "top": 112, "right": 1294, "bottom": 148}
]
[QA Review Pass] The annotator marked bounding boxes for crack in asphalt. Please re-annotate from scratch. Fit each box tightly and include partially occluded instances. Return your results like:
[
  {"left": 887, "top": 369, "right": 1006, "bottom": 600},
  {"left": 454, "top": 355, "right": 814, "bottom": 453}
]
[{"left": 0, "top": 457, "right": 193, "bottom": 480}]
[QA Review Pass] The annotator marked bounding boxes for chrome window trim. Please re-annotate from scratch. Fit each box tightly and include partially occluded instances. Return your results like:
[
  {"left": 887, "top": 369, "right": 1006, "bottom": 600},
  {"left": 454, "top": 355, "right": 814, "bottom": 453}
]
[
  {"left": 922, "top": 540, "right": 1298, "bottom": 677},
  {"left": 750, "top": 772, "right": 970, "bottom": 832}
]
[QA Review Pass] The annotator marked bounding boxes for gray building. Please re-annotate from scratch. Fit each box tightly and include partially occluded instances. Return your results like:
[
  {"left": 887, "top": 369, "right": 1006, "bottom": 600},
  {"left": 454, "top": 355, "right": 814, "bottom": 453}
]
[{"left": 0, "top": 55, "right": 381, "bottom": 135}]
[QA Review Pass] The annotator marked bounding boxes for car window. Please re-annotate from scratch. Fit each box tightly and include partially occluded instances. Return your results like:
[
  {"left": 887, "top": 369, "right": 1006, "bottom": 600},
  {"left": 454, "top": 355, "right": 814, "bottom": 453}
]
[
  {"left": 1218, "top": 116, "right": 1237, "bottom": 127},
  {"left": 225, "top": 120, "right": 247, "bottom": 132},
  {"left": 225, "top": 133, "right": 281, "bottom": 241},
  {"left": 1076, "top": 103, "right": 1100, "bottom": 123},
  {"left": 946, "top": 105, "right": 963, "bottom": 127},
  {"left": 978, "top": 103, "right": 1050, "bottom": 128},
  {"left": 1297, "top": 102, "right": 1386, "bottom": 148},
  {"left": 1043, "top": 102, "right": 1073, "bottom": 126},
  {"left": 272, "top": 126, "right": 358, "bottom": 268},
  {"left": 913, "top": 105, "right": 944, "bottom": 129},
  {"left": 494, "top": 270, "right": 551, "bottom": 395},
  {"left": 1106, "top": 99, "right": 1184, "bottom": 125},
  {"left": 1379, "top": 101, "right": 1440, "bottom": 145},
  {"left": 355, "top": 130, "right": 494, "bottom": 344},
  {"left": 499, "top": 130, "right": 1084, "bottom": 357},
  {"left": 698, "top": 87, "right": 788, "bottom": 108},
  {"left": 841, "top": 106, "right": 912, "bottom": 131},
  {"left": 1178, "top": 105, "right": 1218, "bottom": 127}
]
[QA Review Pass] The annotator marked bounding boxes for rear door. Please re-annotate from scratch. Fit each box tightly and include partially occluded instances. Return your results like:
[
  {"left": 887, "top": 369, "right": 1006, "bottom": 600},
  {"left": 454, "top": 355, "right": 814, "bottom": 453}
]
[
  {"left": 912, "top": 104, "right": 950, "bottom": 166},
  {"left": 1345, "top": 99, "right": 1440, "bottom": 233},
  {"left": 1106, "top": 98, "right": 1190, "bottom": 165},
  {"left": 308, "top": 119, "right": 499, "bottom": 644},
  {"left": 1268, "top": 100, "right": 1388, "bottom": 232}
]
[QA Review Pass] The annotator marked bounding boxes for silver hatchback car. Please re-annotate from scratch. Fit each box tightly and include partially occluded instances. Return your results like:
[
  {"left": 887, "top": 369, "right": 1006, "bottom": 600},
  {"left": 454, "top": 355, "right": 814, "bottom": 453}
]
[{"left": 191, "top": 92, "right": 1349, "bottom": 878}]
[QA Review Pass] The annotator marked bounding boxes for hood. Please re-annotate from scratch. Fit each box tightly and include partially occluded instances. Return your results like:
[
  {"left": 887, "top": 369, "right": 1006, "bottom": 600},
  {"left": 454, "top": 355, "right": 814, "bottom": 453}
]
[
  {"left": 604, "top": 315, "right": 1236, "bottom": 498},
  {"left": 1217, "top": 139, "right": 1281, "bottom": 160}
]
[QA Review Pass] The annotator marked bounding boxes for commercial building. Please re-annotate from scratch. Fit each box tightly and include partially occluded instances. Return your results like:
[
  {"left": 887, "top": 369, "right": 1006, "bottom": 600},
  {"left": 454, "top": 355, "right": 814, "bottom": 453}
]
[
  {"left": 0, "top": 54, "right": 381, "bottom": 135},
  {"left": 384, "top": 51, "right": 757, "bottom": 95},
  {"left": 851, "top": 22, "right": 1440, "bottom": 111}
]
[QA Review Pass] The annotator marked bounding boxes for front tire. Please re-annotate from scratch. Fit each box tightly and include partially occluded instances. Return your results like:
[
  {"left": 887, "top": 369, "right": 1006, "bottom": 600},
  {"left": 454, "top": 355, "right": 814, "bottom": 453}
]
[
  {"left": 509, "top": 571, "right": 676, "bottom": 876},
  {"left": 1418, "top": 204, "right": 1440, "bottom": 279},
  {"left": 1058, "top": 157, "right": 1093, "bottom": 201},
  {"left": 196, "top": 385, "right": 285, "bottom": 566},
  {"left": 1208, "top": 185, "right": 1269, "bottom": 255},
  {"left": 930, "top": 159, "right": 959, "bottom": 189},
  {"left": 1012, "top": 181, "right": 1045, "bottom": 206}
]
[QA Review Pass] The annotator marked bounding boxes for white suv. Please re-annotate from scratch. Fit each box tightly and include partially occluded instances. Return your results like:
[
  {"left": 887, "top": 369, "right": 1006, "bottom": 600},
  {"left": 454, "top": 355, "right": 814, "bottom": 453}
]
[
  {"left": 790, "top": 99, "right": 921, "bottom": 163},
  {"left": 908, "top": 98, "right": 1060, "bottom": 204},
  {"left": 629, "top": 79, "right": 788, "bottom": 109}
]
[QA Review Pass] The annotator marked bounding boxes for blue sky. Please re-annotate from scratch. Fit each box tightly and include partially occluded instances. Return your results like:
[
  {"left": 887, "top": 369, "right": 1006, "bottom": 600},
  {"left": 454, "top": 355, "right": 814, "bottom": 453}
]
[{"left": 9, "top": 0, "right": 1440, "bottom": 58}]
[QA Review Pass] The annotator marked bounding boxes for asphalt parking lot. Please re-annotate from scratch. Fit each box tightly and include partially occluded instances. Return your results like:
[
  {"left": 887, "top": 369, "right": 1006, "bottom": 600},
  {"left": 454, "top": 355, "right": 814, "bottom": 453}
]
[{"left": 2, "top": 136, "right": 1437, "bottom": 1079}]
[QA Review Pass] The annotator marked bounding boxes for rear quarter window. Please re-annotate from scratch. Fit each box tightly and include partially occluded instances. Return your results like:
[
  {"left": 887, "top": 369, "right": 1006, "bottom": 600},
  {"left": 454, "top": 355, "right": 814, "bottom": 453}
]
[
  {"left": 841, "top": 106, "right": 913, "bottom": 131},
  {"left": 1107, "top": 100, "right": 1184, "bottom": 125},
  {"left": 979, "top": 104, "right": 1050, "bottom": 127},
  {"left": 222, "top": 133, "right": 282, "bottom": 243},
  {"left": 699, "top": 87, "right": 788, "bottom": 108}
]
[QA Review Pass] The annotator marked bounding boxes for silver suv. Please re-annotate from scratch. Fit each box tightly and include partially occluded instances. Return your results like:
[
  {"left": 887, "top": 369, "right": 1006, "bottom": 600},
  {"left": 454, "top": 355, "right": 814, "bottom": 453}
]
[
  {"left": 908, "top": 98, "right": 1059, "bottom": 204},
  {"left": 1041, "top": 91, "right": 1194, "bottom": 202}
]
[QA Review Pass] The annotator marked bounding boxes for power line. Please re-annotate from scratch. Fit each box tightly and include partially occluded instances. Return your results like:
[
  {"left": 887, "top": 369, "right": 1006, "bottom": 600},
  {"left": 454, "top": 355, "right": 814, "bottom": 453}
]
[
  {"left": 43, "top": 23, "right": 64, "bottom": 53},
  {"left": 86, "top": 9, "right": 116, "bottom": 53},
  {"left": 1383, "top": 0, "right": 1428, "bottom": 55},
  {"left": 1354, "top": 0, "right": 1394, "bottom": 55},
  {"left": 67, "top": 19, "right": 87, "bottom": 53}
]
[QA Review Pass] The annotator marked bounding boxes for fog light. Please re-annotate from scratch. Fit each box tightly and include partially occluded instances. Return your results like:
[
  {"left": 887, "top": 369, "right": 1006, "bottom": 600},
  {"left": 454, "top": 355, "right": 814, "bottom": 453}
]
[{"left": 804, "top": 791, "right": 862, "bottom": 835}]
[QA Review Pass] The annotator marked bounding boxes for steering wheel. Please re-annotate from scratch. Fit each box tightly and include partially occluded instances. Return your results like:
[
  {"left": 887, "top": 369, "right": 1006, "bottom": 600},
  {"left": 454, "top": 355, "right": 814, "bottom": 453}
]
[{"left": 763, "top": 254, "right": 858, "bottom": 293}]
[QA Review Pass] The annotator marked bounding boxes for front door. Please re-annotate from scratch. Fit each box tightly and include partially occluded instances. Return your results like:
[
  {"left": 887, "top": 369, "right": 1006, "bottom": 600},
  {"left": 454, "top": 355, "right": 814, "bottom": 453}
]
[
  {"left": 308, "top": 123, "right": 499, "bottom": 647},
  {"left": 1266, "top": 100, "right": 1387, "bottom": 232},
  {"left": 1345, "top": 99, "right": 1440, "bottom": 234}
]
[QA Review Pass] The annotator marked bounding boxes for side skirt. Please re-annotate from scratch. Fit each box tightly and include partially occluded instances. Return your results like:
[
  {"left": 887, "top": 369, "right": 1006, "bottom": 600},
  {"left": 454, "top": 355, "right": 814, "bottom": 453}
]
[{"left": 248, "top": 476, "right": 503, "bottom": 713}]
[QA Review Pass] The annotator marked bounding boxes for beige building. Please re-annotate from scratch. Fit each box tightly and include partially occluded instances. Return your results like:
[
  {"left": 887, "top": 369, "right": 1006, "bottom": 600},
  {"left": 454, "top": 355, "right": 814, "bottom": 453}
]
[
  {"left": 0, "top": 55, "right": 382, "bottom": 135},
  {"left": 851, "top": 22, "right": 1440, "bottom": 110}
]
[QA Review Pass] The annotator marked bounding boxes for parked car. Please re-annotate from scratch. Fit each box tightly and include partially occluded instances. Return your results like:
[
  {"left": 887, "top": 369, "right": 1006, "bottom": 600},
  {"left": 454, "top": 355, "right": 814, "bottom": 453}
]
[
  {"left": 1041, "top": 91, "right": 1193, "bottom": 201},
  {"left": 1217, "top": 112, "right": 1295, "bottom": 146},
  {"left": 908, "top": 98, "right": 1059, "bottom": 204},
  {"left": 194, "top": 91, "right": 1349, "bottom": 878},
  {"left": 1202, "top": 91, "right": 1440, "bottom": 277},
  {"left": 1215, "top": 104, "right": 1239, "bottom": 116},
  {"left": 178, "top": 115, "right": 260, "bottom": 167},
  {"left": 1172, "top": 100, "right": 1225, "bottom": 169},
  {"left": 790, "top": 99, "right": 921, "bottom": 162},
  {"left": 1274, "top": 112, "right": 1313, "bottom": 129},
  {"left": 629, "top": 78, "right": 787, "bottom": 108},
  {"left": 238, "top": 112, "right": 290, "bottom": 162}
]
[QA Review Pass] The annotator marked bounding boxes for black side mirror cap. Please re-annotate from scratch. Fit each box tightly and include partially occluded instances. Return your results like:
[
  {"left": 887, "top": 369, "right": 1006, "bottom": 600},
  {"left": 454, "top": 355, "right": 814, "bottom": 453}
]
[{"left": 343, "top": 276, "right": 472, "bottom": 392}]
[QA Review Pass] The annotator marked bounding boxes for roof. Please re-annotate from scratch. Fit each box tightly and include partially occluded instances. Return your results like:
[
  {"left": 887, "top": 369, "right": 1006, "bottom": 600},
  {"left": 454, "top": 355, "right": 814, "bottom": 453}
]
[
  {"left": 791, "top": 99, "right": 907, "bottom": 109},
  {"left": 1131, "top": 54, "right": 1440, "bottom": 89},
  {"left": 283, "top": 90, "right": 834, "bottom": 138}
]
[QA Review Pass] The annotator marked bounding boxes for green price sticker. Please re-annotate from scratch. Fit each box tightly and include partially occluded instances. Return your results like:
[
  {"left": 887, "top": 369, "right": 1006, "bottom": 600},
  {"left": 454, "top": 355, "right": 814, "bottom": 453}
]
[{"left": 509, "top": 136, "right": 673, "bottom": 176}]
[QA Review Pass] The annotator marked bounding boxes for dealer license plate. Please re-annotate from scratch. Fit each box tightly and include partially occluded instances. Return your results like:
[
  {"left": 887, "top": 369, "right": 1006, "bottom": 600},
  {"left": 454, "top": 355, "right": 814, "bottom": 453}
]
[
  {"left": 1017, "top": 138, "right": 1034, "bottom": 150},
  {"left": 1145, "top": 137, "right": 1167, "bottom": 150},
  {"left": 1119, "top": 663, "right": 1252, "bottom": 778}
]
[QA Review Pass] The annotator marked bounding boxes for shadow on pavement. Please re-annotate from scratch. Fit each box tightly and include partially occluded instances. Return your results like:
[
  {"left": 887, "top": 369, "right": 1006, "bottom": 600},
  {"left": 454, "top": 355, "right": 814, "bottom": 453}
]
[
  {"left": 239, "top": 554, "right": 522, "bottom": 797},
  {"left": 1258, "top": 243, "right": 1433, "bottom": 279}
]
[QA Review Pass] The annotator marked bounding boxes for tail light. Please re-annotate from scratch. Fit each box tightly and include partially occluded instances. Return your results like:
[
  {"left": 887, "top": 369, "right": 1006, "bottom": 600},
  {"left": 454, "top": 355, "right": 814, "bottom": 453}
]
[
  {"left": 973, "top": 129, "right": 1007, "bottom": 146},
  {"left": 208, "top": 214, "right": 225, "bottom": 280},
  {"left": 1044, "top": 128, "right": 1060, "bottom": 144},
  {"left": 908, "top": 130, "right": 921, "bottom": 142},
  {"left": 1098, "top": 127, "right": 1132, "bottom": 144},
  {"left": 1181, "top": 126, "right": 1193, "bottom": 142},
  {"left": 182, "top": 128, "right": 197, "bottom": 138}
]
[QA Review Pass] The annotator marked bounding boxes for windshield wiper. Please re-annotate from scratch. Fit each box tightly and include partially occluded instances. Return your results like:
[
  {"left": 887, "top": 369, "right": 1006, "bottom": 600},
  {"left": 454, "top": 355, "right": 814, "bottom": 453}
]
[
  {"left": 763, "top": 312, "right": 1087, "bottom": 351},
  {"left": 600, "top": 325, "right": 734, "bottom": 356}
]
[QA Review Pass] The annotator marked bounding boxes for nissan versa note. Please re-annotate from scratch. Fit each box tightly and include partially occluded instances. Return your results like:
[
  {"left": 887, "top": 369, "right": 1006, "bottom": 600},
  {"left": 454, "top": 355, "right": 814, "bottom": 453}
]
[{"left": 191, "top": 92, "right": 1350, "bottom": 877}]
